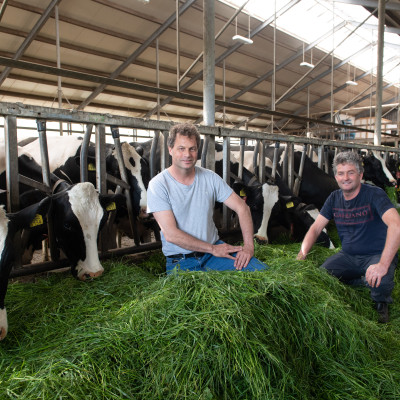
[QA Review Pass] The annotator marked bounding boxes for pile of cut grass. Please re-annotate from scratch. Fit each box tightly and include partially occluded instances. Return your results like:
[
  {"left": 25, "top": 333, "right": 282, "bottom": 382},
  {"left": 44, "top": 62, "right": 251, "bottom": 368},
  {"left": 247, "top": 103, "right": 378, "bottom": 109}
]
[{"left": 1, "top": 244, "right": 400, "bottom": 399}]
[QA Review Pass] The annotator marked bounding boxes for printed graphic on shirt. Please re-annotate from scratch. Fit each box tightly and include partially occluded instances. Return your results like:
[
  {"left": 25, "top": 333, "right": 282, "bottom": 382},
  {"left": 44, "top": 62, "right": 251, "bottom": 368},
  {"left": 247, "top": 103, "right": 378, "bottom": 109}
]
[{"left": 333, "top": 205, "right": 373, "bottom": 225}]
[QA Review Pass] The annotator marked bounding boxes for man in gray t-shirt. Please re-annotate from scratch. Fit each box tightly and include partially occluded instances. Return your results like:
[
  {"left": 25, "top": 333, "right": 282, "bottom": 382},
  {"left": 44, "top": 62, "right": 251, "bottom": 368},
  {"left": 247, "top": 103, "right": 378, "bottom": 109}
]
[{"left": 147, "top": 123, "right": 267, "bottom": 274}]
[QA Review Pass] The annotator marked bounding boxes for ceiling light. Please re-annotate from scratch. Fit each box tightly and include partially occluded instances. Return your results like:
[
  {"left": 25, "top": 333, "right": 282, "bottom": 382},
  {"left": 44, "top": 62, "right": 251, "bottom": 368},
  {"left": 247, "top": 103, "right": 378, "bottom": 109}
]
[
  {"left": 300, "top": 61, "right": 314, "bottom": 68},
  {"left": 346, "top": 80, "right": 358, "bottom": 86},
  {"left": 232, "top": 34, "right": 253, "bottom": 44}
]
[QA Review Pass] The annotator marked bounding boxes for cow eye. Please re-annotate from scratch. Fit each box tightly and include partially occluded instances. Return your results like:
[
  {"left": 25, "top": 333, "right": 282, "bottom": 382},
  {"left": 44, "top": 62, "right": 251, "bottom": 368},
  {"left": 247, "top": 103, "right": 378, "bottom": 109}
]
[{"left": 64, "top": 222, "right": 72, "bottom": 231}]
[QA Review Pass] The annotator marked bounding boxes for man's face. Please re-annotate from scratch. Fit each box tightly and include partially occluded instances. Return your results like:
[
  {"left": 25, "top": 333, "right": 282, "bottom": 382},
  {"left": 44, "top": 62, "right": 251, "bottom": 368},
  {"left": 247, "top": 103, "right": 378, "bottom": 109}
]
[
  {"left": 335, "top": 162, "right": 363, "bottom": 196},
  {"left": 169, "top": 134, "right": 198, "bottom": 172}
]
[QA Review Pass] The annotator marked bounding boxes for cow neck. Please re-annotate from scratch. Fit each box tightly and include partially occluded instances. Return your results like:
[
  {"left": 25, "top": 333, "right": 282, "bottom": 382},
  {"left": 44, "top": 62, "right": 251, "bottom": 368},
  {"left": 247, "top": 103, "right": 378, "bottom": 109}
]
[{"left": 167, "top": 165, "right": 196, "bottom": 186}]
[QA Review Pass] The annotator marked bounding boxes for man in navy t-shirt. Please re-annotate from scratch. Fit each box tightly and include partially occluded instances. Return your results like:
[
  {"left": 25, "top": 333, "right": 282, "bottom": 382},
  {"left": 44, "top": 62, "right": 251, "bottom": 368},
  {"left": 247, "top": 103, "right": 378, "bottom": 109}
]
[{"left": 297, "top": 151, "right": 400, "bottom": 323}]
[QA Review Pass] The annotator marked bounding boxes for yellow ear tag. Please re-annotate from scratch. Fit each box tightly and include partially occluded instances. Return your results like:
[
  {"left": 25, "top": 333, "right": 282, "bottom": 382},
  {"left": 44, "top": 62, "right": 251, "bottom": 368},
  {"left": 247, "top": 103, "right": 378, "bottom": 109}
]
[
  {"left": 239, "top": 189, "right": 247, "bottom": 197},
  {"left": 106, "top": 202, "right": 116, "bottom": 212},
  {"left": 88, "top": 163, "right": 96, "bottom": 171},
  {"left": 30, "top": 214, "right": 43, "bottom": 228},
  {"left": 286, "top": 201, "right": 294, "bottom": 209}
]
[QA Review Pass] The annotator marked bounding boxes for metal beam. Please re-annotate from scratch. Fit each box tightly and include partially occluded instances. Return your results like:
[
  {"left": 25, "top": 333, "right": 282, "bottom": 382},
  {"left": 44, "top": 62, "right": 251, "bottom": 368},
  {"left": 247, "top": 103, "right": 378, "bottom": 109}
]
[
  {"left": 0, "top": 0, "right": 62, "bottom": 86},
  {"left": 0, "top": 0, "right": 8, "bottom": 22},
  {"left": 77, "top": 0, "right": 196, "bottom": 111}
]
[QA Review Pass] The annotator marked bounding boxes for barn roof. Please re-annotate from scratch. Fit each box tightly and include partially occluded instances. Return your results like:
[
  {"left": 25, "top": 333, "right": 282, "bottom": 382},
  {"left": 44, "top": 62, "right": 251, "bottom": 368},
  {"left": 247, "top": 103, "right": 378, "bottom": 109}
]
[{"left": 0, "top": 0, "right": 399, "bottom": 140}]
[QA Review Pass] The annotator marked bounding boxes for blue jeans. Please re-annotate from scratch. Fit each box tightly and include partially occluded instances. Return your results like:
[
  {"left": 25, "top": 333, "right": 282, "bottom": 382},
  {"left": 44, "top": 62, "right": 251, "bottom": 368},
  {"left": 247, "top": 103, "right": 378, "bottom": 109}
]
[
  {"left": 165, "top": 240, "right": 268, "bottom": 274},
  {"left": 321, "top": 250, "right": 397, "bottom": 303}
]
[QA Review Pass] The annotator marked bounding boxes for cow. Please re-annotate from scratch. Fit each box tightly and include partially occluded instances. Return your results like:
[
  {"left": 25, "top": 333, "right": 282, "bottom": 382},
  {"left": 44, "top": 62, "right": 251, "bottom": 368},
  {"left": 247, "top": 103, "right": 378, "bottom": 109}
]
[
  {"left": 21, "top": 136, "right": 150, "bottom": 219},
  {"left": 0, "top": 198, "right": 51, "bottom": 340},
  {"left": 362, "top": 151, "right": 396, "bottom": 189},
  {"left": 20, "top": 135, "right": 157, "bottom": 247},
  {"left": 133, "top": 139, "right": 280, "bottom": 244},
  {"left": 0, "top": 143, "right": 126, "bottom": 277},
  {"left": 135, "top": 138, "right": 332, "bottom": 246},
  {"left": 231, "top": 146, "right": 334, "bottom": 248}
]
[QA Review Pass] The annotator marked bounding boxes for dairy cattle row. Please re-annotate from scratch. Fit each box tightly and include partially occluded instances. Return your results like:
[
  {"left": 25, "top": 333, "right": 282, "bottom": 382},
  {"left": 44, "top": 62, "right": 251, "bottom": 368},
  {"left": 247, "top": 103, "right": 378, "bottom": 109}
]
[{"left": 134, "top": 139, "right": 333, "bottom": 247}]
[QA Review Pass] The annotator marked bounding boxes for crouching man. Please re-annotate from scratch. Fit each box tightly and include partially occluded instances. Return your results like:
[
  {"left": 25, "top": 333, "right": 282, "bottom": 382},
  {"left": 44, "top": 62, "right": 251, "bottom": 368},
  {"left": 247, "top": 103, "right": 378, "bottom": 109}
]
[
  {"left": 297, "top": 151, "right": 400, "bottom": 323},
  {"left": 147, "top": 123, "right": 268, "bottom": 274}
]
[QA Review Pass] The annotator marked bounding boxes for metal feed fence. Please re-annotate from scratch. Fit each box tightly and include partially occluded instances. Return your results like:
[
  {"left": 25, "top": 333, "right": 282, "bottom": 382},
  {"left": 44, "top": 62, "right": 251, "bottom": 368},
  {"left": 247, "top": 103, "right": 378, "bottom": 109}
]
[{"left": 1, "top": 102, "right": 399, "bottom": 277}]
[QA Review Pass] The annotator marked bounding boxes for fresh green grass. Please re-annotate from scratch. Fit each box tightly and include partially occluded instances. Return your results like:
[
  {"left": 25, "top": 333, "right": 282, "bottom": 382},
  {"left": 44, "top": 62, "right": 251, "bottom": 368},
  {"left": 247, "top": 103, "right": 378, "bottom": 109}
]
[{"left": 1, "top": 244, "right": 400, "bottom": 399}]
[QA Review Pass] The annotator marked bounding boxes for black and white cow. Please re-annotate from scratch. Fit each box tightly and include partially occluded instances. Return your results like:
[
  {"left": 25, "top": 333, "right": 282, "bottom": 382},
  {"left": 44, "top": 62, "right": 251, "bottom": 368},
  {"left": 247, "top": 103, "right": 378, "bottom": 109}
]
[
  {"left": 21, "top": 136, "right": 150, "bottom": 220},
  {"left": 133, "top": 139, "right": 280, "bottom": 244},
  {"left": 0, "top": 143, "right": 125, "bottom": 278},
  {"left": 0, "top": 198, "right": 51, "bottom": 340},
  {"left": 362, "top": 151, "right": 396, "bottom": 189},
  {"left": 231, "top": 146, "right": 334, "bottom": 248},
  {"left": 135, "top": 138, "right": 331, "bottom": 246},
  {"left": 251, "top": 144, "right": 339, "bottom": 210}
]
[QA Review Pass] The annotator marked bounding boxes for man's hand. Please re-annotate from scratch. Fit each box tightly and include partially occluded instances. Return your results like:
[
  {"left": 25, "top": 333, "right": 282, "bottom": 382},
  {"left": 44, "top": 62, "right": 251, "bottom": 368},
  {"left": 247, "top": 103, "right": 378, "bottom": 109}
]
[
  {"left": 211, "top": 243, "right": 242, "bottom": 259},
  {"left": 296, "top": 249, "right": 306, "bottom": 260},
  {"left": 234, "top": 244, "right": 254, "bottom": 270},
  {"left": 365, "top": 263, "right": 388, "bottom": 288},
  {"left": 211, "top": 243, "right": 254, "bottom": 270}
]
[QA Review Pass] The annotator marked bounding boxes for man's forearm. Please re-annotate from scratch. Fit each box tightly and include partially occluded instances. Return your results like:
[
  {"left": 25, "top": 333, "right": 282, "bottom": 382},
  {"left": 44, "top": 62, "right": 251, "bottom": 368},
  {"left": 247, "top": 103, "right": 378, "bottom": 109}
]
[
  {"left": 163, "top": 227, "right": 214, "bottom": 253},
  {"left": 237, "top": 206, "right": 255, "bottom": 251},
  {"left": 379, "top": 224, "right": 400, "bottom": 269}
]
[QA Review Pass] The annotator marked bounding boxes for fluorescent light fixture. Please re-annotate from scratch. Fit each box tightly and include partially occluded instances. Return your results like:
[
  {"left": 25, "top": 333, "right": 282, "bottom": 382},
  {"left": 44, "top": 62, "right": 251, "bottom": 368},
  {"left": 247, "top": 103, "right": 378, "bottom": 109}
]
[
  {"left": 346, "top": 80, "right": 358, "bottom": 86},
  {"left": 232, "top": 34, "right": 253, "bottom": 45},
  {"left": 300, "top": 61, "right": 314, "bottom": 68}
]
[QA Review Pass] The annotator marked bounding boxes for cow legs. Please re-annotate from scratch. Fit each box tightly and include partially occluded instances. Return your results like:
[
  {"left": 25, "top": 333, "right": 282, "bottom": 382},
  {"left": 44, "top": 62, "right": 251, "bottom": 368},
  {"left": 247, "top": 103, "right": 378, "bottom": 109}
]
[{"left": 0, "top": 266, "right": 12, "bottom": 340}]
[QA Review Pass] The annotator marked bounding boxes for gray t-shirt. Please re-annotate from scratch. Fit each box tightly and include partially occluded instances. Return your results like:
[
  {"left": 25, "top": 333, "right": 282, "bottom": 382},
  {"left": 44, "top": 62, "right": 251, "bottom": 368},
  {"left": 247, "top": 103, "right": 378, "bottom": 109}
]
[{"left": 147, "top": 166, "right": 233, "bottom": 256}]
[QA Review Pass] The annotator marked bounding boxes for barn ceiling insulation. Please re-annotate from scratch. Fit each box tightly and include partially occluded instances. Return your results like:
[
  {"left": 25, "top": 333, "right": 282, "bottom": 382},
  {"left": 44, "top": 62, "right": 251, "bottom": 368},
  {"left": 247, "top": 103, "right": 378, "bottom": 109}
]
[{"left": 0, "top": 0, "right": 399, "bottom": 140}]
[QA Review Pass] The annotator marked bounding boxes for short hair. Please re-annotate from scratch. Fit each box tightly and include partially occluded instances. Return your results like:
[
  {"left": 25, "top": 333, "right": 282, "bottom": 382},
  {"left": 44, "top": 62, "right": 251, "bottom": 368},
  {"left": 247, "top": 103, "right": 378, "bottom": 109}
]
[
  {"left": 332, "top": 151, "right": 364, "bottom": 175},
  {"left": 167, "top": 123, "right": 200, "bottom": 149}
]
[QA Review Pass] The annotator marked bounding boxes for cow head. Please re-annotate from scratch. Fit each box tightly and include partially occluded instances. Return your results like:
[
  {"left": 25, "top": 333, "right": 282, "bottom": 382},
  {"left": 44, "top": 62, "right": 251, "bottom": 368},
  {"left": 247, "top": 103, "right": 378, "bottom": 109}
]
[
  {"left": 362, "top": 152, "right": 396, "bottom": 189},
  {"left": 111, "top": 143, "right": 150, "bottom": 219},
  {"left": 232, "top": 179, "right": 279, "bottom": 244},
  {"left": 51, "top": 182, "right": 125, "bottom": 280},
  {"left": 0, "top": 197, "right": 51, "bottom": 340}
]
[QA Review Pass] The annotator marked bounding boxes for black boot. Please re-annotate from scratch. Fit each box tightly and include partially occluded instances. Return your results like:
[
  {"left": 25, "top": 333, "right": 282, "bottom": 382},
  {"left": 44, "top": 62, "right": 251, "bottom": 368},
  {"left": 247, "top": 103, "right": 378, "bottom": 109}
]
[{"left": 374, "top": 302, "right": 389, "bottom": 324}]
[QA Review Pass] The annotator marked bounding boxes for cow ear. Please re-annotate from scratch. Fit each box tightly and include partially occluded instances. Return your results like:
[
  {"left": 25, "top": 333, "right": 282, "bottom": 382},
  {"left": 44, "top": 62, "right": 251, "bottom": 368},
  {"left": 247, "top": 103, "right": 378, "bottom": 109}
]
[
  {"left": 232, "top": 181, "right": 245, "bottom": 194},
  {"left": 99, "top": 193, "right": 126, "bottom": 212},
  {"left": 135, "top": 145, "right": 144, "bottom": 157},
  {"left": 7, "top": 196, "right": 51, "bottom": 232}
]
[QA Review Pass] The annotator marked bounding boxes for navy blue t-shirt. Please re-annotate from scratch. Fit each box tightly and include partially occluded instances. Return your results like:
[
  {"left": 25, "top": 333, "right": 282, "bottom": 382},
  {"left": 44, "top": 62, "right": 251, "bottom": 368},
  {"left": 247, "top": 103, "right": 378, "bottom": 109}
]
[{"left": 320, "top": 184, "right": 394, "bottom": 255}]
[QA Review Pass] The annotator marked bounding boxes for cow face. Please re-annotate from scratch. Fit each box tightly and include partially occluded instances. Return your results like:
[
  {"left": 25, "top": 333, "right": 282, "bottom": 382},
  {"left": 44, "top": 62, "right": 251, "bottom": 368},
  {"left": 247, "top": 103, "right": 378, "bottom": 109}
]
[
  {"left": 362, "top": 152, "right": 396, "bottom": 189},
  {"left": 232, "top": 180, "right": 279, "bottom": 244},
  {"left": 112, "top": 142, "right": 150, "bottom": 219},
  {"left": 52, "top": 182, "right": 123, "bottom": 281},
  {"left": 0, "top": 198, "right": 51, "bottom": 340}
]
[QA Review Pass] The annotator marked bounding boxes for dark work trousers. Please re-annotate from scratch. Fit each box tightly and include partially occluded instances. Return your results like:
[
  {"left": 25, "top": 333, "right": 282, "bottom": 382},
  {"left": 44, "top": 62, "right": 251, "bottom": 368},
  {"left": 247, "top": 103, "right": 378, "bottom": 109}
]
[{"left": 320, "top": 250, "right": 397, "bottom": 303}]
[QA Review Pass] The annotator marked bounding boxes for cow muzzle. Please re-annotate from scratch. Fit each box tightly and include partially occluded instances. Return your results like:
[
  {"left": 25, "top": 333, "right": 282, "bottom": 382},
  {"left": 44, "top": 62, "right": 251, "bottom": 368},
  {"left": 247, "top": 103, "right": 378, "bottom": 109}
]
[
  {"left": 76, "top": 261, "right": 104, "bottom": 281},
  {"left": 254, "top": 235, "right": 268, "bottom": 245}
]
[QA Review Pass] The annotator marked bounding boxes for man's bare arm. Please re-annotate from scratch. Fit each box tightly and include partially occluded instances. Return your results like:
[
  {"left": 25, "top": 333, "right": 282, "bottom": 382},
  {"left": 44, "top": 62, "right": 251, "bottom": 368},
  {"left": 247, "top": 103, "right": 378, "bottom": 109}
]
[
  {"left": 297, "top": 214, "right": 330, "bottom": 260},
  {"left": 365, "top": 208, "right": 400, "bottom": 288}
]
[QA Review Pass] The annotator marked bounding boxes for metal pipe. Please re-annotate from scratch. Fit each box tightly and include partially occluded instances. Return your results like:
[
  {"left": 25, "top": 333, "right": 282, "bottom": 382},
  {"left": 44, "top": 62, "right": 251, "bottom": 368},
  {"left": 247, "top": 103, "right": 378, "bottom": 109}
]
[
  {"left": 293, "top": 144, "right": 307, "bottom": 196},
  {"left": 271, "top": 142, "right": 280, "bottom": 179},
  {"left": 238, "top": 137, "right": 245, "bottom": 180},
  {"left": 203, "top": 0, "right": 216, "bottom": 171},
  {"left": 150, "top": 130, "right": 160, "bottom": 179},
  {"left": 110, "top": 126, "right": 141, "bottom": 246},
  {"left": 0, "top": 0, "right": 8, "bottom": 22},
  {"left": 80, "top": 123, "right": 93, "bottom": 182},
  {"left": 176, "top": 0, "right": 180, "bottom": 92},
  {"left": 374, "top": 0, "right": 385, "bottom": 145},
  {"left": 36, "top": 119, "right": 59, "bottom": 261}
]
